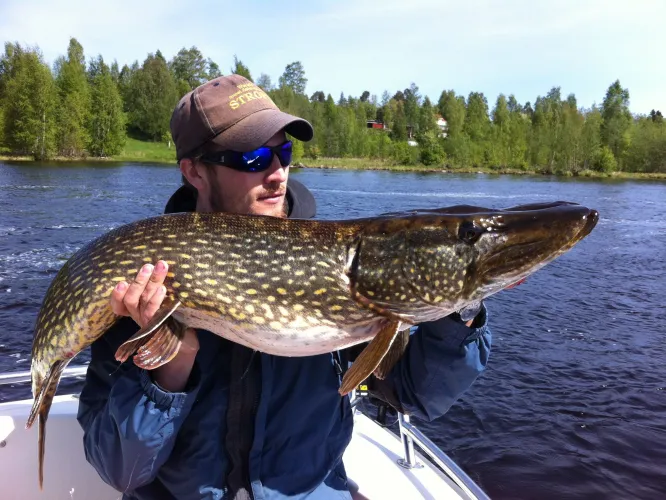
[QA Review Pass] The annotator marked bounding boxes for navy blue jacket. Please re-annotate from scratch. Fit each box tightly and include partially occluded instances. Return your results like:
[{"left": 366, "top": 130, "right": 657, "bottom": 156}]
[{"left": 77, "top": 180, "right": 492, "bottom": 499}]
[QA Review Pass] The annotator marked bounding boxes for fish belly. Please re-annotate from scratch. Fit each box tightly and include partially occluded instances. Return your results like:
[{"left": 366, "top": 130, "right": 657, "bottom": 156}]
[{"left": 173, "top": 307, "right": 382, "bottom": 356}]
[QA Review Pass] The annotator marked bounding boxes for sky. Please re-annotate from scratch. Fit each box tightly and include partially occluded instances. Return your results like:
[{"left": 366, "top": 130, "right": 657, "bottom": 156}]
[{"left": 1, "top": 0, "right": 664, "bottom": 115}]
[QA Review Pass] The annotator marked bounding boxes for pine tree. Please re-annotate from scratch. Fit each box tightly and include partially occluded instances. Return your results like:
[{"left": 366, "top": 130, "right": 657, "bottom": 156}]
[
  {"left": 601, "top": 80, "right": 632, "bottom": 167},
  {"left": 1, "top": 43, "right": 57, "bottom": 159},
  {"left": 87, "top": 55, "right": 126, "bottom": 156},
  {"left": 125, "top": 50, "right": 178, "bottom": 141},
  {"left": 54, "top": 38, "right": 91, "bottom": 157}
]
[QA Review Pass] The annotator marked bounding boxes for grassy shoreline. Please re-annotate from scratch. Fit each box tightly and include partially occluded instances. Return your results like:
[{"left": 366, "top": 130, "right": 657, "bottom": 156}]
[
  {"left": 296, "top": 157, "right": 666, "bottom": 180},
  {"left": 2, "top": 139, "right": 665, "bottom": 180}
]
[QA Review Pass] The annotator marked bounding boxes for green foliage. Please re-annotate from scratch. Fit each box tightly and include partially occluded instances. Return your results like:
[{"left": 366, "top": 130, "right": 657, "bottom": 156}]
[
  {"left": 306, "top": 144, "right": 320, "bottom": 160},
  {"left": 0, "top": 39, "right": 662, "bottom": 175},
  {"left": 417, "top": 131, "right": 445, "bottom": 166},
  {"left": 170, "top": 46, "right": 214, "bottom": 91},
  {"left": 278, "top": 61, "right": 307, "bottom": 94},
  {"left": 601, "top": 80, "right": 632, "bottom": 165},
  {"left": 391, "top": 141, "right": 420, "bottom": 165},
  {"left": 291, "top": 138, "right": 304, "bottom": 162},
  {"left": 649, "top": 109, "right": 663, "bottom": 123},
  {"left": 115, "top": 137, "right": 175, "bottom": 162},
  {"left": 231, "top": 55, "right": 252, "bottom": 81},
  {"left": 88, "top": 56, "right": 126, "bottom": 156},
  {"left": 55, "top": 38, "right": 91, "bottom": 157},
  {"left": 625, "top": 117, "right": 666, "bottom": 173},
  {"left": 438, "top": 90, "right": 465, "bottom": 138},
  {"left": 125, "top": 51, "right": 178, "bottom": 141},
  {"left": 256, "top": 73, "right": 273, "bottom": 91},
  {"left": 1, "top": 42, "right": 57, "bottom": 159},
  {"left": 595, "top": 145, "right": 617, "bottom": 173}
]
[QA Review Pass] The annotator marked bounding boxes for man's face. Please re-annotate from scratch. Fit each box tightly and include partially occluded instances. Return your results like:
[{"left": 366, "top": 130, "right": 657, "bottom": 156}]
[{"left": 182, "top": 131, "right": 290, "bottom": 218}]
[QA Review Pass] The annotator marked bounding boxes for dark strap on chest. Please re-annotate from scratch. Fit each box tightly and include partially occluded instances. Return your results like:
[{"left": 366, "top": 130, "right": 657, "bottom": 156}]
[{"left": 225, "top": 344, "right": 261, "bottom": 499}]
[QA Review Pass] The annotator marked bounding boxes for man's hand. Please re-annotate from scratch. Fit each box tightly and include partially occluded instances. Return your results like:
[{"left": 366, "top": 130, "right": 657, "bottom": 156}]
[
  {"left": 111, "top": 260, "right": 199, "bottom": 392},
  {"left": 458, "top": 301, "right": 483, "bottom": 327}
]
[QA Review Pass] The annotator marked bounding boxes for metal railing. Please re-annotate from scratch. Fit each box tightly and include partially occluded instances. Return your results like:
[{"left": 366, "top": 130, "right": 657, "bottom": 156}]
[
  {"left": 349, "top": 391, "right": 490, "bottom": 500},
  {"left": 0, "top": 365, "right": 89, "bottom": 386},
  {"left": 397, "top": 413, "right": 490, "bottom": 500}
]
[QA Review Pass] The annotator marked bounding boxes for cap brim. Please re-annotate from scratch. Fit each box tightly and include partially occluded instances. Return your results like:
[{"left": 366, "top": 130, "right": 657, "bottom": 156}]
[{"left": 208, "top": 109, "right": 314, "bottom": 152}]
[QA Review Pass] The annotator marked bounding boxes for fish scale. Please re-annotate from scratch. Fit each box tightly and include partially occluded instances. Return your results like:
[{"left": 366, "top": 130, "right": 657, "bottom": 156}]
[
  {"left": 34, "top": 212, "right": 378, "bottom": 371},
  {"left": 27, "top": 201, "right": 599, "bottom": 490}
]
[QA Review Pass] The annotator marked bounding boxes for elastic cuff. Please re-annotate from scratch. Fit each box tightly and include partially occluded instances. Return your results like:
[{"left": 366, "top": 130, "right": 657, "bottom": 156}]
[
  {"left": 139, "top": 361, "right": 202, "bottom": 408},
  {"left": 425, "top": 304, "right": 490, "bottom": 349}
]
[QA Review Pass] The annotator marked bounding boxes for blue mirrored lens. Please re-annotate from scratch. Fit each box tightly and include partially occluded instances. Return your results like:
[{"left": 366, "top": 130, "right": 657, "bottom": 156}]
[
  {"left": 278, "top": 142, "right": 292, "bottom": 166},
  {"left": 241, "top": 148, "right": 273, "bottom": 172}
]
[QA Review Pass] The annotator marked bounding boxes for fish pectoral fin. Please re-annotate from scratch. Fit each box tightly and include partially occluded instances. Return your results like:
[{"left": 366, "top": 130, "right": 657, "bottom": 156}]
[
  {"left": 373, "top": 326, "right": 409, "bottom": 380},
  {"left": 25, "top": 358, "right": 70, "bottom": 490},
  {"left": 114, "top": 298, "right": 181, "bottom": 365},
  {"left": 132, "top": 317, "right": 187, "bottom": 370},
  {"left": 339, "top": 320, "right": 401, "bottom": 395}
]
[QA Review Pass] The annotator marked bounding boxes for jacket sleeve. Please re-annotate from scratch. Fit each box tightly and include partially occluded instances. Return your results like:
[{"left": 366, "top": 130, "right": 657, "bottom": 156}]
[
  {"left": 76, "top": 318, "right": 202, "bottom": 492},
  {"left": 364, "top": 306, "right": 492, "bottom": 422}
]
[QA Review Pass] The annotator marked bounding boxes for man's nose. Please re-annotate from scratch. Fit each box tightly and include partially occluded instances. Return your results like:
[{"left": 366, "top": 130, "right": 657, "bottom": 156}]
[{"left": 264, "top": 154, "right": 288, "bottom": 183}]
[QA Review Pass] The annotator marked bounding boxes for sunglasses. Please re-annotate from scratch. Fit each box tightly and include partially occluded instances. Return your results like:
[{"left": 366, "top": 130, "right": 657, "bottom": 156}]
[{"left": 199, "top": 141, "right": 292, "bottom": 173}]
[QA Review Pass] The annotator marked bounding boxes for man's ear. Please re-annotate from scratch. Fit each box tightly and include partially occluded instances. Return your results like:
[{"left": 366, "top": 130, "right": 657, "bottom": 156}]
[{"left": 180, "top": 159, "right": 207, "bottom": 191}]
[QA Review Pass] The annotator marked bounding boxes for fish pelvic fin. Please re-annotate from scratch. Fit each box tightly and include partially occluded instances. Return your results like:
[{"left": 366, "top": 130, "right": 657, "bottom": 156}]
[
  {"left": 373, "top": 326, "right": 410, "bottom": 380},
  {"left": 114, "top": 298, "right": 181, "bottom": 365},
  {"left": 339, "top": 320, "right": 401, "bottom": 395},
  {"left": 25, "top": 358, "right": 70, "bottom": 490},
  {"left": 132, "top": 317, "right": 186, "bottom": 370}
]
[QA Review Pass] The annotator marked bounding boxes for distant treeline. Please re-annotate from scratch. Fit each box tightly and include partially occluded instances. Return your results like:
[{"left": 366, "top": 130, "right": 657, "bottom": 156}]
[{"left": 0, "top": 38, "right": 664, "bottom": 174}]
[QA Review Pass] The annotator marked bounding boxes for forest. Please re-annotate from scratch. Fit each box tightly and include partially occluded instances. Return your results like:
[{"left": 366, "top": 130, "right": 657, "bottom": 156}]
[{"left": 0, "top": 38, "right": 664, "bottom": 174}]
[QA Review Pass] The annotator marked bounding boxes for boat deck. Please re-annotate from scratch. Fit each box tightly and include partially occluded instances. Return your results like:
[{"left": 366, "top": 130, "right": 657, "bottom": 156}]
[{"left": 0, "top": 371, "right": 487, "bottom": 499}]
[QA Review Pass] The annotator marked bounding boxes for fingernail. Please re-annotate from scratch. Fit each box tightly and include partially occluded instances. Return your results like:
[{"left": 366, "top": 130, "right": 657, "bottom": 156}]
[
  {"left": 155, "top": 261, "right": 165, "bottom": 272},
  {"left": 116, "top": 282, "right": 127, "bottom": 292},
  {"left": 141, "top": 264, "right": 153, "bottom": 274}
]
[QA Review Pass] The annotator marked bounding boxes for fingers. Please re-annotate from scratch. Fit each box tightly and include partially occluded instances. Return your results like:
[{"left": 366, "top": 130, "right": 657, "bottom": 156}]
[
  {"left": 110, "top": 281, "right": 130, "bottom": 316},
  {"left": 141, "top": 285, "right": 166, "bottom": 327},
  {"left": 139, "top": 261, "right": 169, "bottom": 307},
  {"left": 110, "top": 261, "right": 169, "bottom": 328}
]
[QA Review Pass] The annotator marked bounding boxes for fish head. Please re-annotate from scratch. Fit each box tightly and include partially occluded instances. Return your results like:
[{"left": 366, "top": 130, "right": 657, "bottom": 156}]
[{"left": 350, "top": 201, "right": 598, "bottom": 321}]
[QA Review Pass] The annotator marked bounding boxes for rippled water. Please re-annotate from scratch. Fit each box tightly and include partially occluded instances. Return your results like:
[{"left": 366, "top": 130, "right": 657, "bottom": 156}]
[{"left": 1, "top": 162, "right": 665, "bottom": 499}]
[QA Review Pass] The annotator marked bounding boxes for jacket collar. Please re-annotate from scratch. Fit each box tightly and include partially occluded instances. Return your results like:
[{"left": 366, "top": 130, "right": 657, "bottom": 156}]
[{"left": 163, "top": 178, "right": 316, "bottom": 219}]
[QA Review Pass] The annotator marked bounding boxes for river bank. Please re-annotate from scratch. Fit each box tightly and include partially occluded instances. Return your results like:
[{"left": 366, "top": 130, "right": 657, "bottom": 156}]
[
  {"left": 296, "top": 157, "right": 666, "bottom": 180},
  {"left": 2, "top": 139, "right": 665, "bottom": 180}
]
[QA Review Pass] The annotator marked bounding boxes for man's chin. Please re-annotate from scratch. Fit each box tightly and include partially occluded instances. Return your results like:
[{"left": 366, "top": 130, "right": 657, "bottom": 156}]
[{"left": 252, "top": 196, "right": 287, "bottom": 217}]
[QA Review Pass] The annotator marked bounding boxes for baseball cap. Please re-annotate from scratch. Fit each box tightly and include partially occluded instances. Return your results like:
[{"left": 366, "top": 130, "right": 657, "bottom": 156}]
[{"left": 170, "top": 74, "right": 314, "bottom": 161}]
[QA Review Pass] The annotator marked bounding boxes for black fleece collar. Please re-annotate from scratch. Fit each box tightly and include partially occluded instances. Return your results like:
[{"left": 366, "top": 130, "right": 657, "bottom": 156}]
[{"left": 163, "top": 178, "right": 316, "bottom": 219}]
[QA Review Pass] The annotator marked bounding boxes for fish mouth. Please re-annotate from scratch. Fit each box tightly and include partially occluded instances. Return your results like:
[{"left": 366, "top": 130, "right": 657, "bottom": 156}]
[{"left": 471, "top": 201, "right": 599, "bottom": 294}]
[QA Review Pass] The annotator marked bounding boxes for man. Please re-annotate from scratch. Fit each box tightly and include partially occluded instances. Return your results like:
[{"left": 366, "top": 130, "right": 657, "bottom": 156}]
[{"left": 77, "top": 75, "right": 492, "bottom": 500}]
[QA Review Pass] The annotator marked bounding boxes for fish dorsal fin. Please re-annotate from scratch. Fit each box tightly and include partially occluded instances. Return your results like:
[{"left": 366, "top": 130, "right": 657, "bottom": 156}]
[{"left": 339, "top": 320, "right": 401, "bottom": 395}]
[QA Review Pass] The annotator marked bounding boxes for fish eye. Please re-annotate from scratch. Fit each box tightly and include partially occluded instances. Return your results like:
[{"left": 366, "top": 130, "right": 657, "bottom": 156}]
[{"left": 458, "top": 222, "right": 484, "bottom": 244}]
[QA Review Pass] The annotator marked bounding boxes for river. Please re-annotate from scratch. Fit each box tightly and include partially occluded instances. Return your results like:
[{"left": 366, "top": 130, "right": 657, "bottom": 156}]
[{"left": 1, "top": 162, "right": 665, "bottom": 499}]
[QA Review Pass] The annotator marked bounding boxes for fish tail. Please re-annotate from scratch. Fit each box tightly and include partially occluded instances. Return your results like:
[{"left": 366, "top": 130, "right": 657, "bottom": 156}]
[
  {"left": 38, "top": 409, "right": 46, "bottom": 490},
  {"left": 26, "top": 359, "right": 69, "bottom": 489}
]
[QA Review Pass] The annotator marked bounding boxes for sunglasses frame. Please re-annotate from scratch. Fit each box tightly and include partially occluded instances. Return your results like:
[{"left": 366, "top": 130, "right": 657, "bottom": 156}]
[{"left": 198, "top": 140, "right": 293, "bottom": 173}]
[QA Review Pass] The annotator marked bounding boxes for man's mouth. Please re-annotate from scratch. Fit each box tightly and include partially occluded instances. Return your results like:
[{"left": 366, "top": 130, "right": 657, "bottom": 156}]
[{"left": 258, "top": 191, "right": 285, "bottom": 203}]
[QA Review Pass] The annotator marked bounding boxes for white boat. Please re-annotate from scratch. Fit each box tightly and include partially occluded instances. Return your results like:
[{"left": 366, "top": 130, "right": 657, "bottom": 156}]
[{"left": 0, "top": 366, "right": 490, "bottom": 500}]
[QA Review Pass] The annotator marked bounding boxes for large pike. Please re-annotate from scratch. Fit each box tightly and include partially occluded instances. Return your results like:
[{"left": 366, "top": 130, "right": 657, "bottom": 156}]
[{"left": 28, "top": 200, "right": 597, "bottom": 488}]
